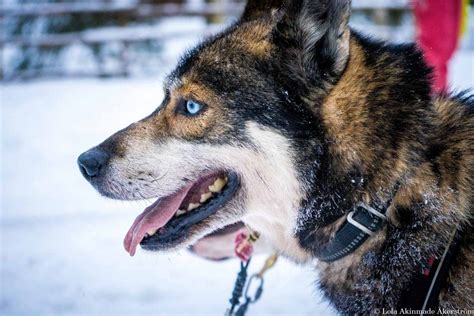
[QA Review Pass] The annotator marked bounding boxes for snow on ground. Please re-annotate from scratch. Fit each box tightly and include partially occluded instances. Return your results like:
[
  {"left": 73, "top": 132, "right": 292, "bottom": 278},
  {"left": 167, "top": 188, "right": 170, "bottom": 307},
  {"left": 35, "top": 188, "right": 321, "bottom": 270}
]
[{"left": 1, "top": 48, "right": 472, "bottom": 315}]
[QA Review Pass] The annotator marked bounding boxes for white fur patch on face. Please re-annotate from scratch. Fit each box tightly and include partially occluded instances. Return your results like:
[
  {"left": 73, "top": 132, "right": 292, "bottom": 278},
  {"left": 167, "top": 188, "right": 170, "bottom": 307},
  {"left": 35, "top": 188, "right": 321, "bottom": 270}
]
[{"left": 103, "top": 121, "right": 311, "bottom": 262}]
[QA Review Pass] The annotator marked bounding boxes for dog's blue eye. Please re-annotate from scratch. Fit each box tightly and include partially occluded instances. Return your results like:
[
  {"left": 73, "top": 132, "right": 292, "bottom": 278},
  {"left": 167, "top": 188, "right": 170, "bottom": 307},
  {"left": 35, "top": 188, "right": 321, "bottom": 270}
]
[{"left": 185, "top": 100, "right": 202, "bottom": 115}]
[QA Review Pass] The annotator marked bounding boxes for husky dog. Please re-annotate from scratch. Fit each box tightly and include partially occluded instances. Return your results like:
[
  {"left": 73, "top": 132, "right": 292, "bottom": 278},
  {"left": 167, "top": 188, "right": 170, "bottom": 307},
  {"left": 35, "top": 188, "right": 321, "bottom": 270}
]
[{"left": 78, "top": 0, "right": 473, "bottom": 312}]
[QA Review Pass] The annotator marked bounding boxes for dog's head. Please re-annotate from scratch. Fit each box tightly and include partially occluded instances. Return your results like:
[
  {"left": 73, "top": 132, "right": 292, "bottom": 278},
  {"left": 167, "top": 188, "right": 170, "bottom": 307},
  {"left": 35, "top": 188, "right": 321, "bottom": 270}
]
[{"left": 78, "top": 0, "right": 351, "bottom": 259}]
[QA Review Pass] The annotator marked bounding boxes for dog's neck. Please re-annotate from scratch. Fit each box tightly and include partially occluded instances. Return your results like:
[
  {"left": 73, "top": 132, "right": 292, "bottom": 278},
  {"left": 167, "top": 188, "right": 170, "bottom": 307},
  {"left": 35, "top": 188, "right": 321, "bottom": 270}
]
[
  {"left": 287, "top": 31, "right": 474, "bottom": 311},
  {"left": 293, "top": 32, "right": 434, "bottom": 260},
  {"left": 254, "top": 34, "right": 436, "bottom": 261}
]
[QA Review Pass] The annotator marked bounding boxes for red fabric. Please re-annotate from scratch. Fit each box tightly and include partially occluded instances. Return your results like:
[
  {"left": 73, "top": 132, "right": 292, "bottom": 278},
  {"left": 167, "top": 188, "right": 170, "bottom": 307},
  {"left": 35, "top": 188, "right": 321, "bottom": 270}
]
[
  {"left": 423, "top": 256, "right": 436, "bottom": 276},
  {"left": 414, "top": 0, "right": 462, "bottom": 93}
]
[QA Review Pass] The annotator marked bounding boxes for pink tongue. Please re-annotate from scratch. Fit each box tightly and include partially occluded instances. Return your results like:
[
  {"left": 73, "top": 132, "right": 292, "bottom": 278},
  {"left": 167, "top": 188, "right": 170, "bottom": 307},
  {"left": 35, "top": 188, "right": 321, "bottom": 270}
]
[{"left": 123, "top": 184, "right": 193, "bottom": 256}]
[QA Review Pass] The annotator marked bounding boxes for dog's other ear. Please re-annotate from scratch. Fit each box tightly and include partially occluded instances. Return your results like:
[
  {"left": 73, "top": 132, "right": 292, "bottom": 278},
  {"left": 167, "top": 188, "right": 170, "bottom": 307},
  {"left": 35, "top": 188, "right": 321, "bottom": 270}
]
[
  {"left": 274, "top": 0, "right": 351, "bottom": 101},
  {"left": 241, "top": 0, "right": 285, "bottom": 21}
]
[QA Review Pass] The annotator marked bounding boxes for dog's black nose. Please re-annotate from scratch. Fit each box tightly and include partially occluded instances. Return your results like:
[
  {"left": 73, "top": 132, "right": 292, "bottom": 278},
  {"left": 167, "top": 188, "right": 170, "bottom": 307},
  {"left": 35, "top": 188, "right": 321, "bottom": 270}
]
[{"left": 77, "top": 148, "right": 109, "bottom": 178}]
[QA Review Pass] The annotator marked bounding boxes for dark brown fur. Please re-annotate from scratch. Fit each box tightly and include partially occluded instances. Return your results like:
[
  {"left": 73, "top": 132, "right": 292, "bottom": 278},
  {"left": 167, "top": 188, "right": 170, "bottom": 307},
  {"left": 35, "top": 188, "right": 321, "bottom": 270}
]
[
  {"left": 212, "top": 0, "right": 473, "bottom": 311},
  {"left": 314, "top": 37, "right": 473, "bottom": 311}
]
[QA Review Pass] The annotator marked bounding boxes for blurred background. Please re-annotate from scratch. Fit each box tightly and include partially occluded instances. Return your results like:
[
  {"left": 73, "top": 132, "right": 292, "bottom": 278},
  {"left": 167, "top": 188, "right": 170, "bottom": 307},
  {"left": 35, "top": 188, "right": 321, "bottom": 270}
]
[{"left": 1, "top": 0, "right": 473, "bottom": 315}]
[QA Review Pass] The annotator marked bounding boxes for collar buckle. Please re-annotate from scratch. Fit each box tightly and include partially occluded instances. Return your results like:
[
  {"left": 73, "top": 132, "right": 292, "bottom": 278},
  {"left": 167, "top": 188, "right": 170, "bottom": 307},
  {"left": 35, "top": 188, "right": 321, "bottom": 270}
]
[
  {"left": 347, "top": 203, "right": 387, "bottom": 236},
  {"left": 317, "top": 201, "right": 392, "bottom": 262},
  {"left": 357, "top": 203, "right": 387, "bottom": 220}
]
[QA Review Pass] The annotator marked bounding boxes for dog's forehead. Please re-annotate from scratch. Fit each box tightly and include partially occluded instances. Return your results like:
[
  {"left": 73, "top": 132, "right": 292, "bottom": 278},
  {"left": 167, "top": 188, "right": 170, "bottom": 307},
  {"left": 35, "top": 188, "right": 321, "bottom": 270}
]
[{"left": 165, "top": 20, "right": 274, "bottom": 92}]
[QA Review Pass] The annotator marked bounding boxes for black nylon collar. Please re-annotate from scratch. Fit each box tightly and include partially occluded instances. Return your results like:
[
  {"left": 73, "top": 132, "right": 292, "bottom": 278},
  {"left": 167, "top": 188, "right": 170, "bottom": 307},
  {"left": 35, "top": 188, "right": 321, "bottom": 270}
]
[
  {"left": 316, "top": 187, "right": 398, "bottom": 262},
  {"left": 317, "top": 203, "right": 389, "bottom": 262},
  {"left": 315, "top": 185, "right": 464, "bottom": 310}
]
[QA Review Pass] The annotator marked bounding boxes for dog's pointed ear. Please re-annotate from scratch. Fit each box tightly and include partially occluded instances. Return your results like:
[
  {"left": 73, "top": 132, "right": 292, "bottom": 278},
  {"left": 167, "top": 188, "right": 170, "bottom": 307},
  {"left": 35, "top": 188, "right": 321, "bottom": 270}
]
[
  {"left": 241, "top": 0, "right": 285, "bottom": 21},
  {"left": 274, "top": 0, "right": 351, "bottom": 100}
]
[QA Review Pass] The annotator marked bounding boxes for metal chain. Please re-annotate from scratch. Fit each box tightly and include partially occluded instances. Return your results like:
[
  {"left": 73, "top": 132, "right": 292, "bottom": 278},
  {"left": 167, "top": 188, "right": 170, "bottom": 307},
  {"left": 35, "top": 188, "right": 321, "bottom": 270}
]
[
  {"left": 225, "top": 253, "right": 279, "bottom": 316},
  {"left": 225, "top": 259, "right": 252, "bottom": 316}
]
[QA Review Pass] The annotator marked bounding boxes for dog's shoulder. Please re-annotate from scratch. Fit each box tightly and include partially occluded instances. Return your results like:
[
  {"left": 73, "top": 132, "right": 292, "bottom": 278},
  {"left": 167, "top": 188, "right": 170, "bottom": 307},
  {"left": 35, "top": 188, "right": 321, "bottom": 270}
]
[
  {"left": 433, "top": 91, "right": 474, "bottom": 140},
  {"left": 429, "top": 92, "right": 474, "bottom": 207}
]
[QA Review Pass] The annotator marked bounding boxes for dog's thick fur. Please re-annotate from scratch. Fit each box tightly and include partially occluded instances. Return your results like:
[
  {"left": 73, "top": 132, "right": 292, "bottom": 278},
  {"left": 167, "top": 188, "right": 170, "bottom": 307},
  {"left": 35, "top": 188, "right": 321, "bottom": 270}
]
[{"left": 80, "top": 0, "right": 473, "bottom": 312}]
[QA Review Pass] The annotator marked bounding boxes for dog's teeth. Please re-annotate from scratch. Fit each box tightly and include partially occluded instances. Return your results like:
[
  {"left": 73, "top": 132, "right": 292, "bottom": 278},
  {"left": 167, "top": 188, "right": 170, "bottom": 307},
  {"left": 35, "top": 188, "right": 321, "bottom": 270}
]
[
  {"left": 200, "top": 192, "right": 213, "bottom": 203},
  {"left": 147, "top": 228, "right": 157, "bottom": 236},
  {"left": 176, "top": 209, "right": 187, "bottom": 216},
  {"left": 209, "top": 177, "right": 227, "bottom": 193},
  {"left": 187, "top": 203, "right": 201, "bottom": 211}
]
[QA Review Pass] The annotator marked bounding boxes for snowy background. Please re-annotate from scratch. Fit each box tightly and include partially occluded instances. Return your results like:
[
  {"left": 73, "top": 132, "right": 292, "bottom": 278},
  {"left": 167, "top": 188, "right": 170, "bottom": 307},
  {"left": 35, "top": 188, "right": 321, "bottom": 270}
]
[{"left": 1, "top": 2, "right": 474, "bottom": 316}]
